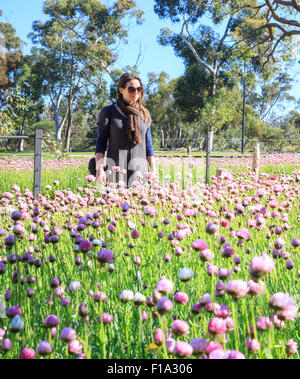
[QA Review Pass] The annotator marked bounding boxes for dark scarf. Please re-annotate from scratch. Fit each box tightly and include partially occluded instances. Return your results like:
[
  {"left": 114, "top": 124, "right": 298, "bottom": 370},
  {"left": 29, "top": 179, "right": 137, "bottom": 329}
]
[{"left": 117, "top": 98, "right": 142, "bottom": 145}]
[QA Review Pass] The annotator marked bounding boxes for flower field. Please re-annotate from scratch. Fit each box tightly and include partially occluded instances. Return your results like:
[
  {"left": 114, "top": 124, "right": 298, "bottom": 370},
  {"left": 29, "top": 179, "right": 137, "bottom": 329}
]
[{"left": 0, "top": 153, "right": 299, "bottom": 359}]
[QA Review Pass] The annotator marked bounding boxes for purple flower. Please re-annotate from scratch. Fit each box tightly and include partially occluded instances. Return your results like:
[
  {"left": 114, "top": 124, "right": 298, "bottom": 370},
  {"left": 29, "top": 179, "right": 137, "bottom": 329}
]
[
  {"left": 11, "top": 211, "right": 22, "bottom": 221},
  {"left": 291, "top": 238, "right": 300, "bottom": 247},
  {"left": 205, "top": 223, "right": 219, "bottom": 235},
  {"left": 0, "top": 262, "right": 6, "bottom": 275},
  {"left": 1, "top": 338, "right": 12, "bottom": 351},
  {"left": 221, "top": 246, "right": 235, "bottom": 258},
  {"left": 157, "top": 297, "right": 173, "bottom": 315},
  {"left": 4, "top": 234, "right": 15, "bottom": 247},
  {"left": 6, "top": 306, "right": 21, "bottom": 318},
  {"left": 121, "top": 203, "right": 130, "bottom": 212},
  {"left": 43, "top": 315, "right": 60, "bottom": 328},
  {"left": 96, "top": 249, "right": 115, "bottom": 264},
  {"left": 13, "top": 224, "right": 25, "bottom": 237},
  {"left": 131, "top": 230, "right": 140, "bottom": 239},
  {"left": 37, "top": 341, "right": 53, "bottom": 356},
  {"left": 190, "top": 338, "right": 208, "bottom": 355},
  {"left": 79, "top": 240, "right": 93, "bottom": 253},
  {"left": 60, "top": 327, "right": 76, "bottom": 342}
]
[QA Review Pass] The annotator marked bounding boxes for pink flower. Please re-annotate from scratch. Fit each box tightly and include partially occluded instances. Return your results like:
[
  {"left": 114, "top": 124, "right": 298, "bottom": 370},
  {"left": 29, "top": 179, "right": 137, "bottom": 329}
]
[
  {"left": 19, "top": 347, "right": 36, "bottom": 359},
  {"left": 247, "top": 280, "right": 264, "bottom": 296},
  {"left": 208, "top": 317, "right": 228, "bottom": 335},
  {"left": 249, "top": 253, "right": 274, "bottom": 281},
  {"left": 165, "top": 338, "right": 176, "bottom": 354},
  {"left": 256, "top": 316, "right": 272, "bottom": 331},
  {"left": 154, "top": 328, "right": 165, "bottom": 346},
  {"left": 286, "top": 339, "right": 298, "bottom": 355},
  {"left": 192, "top": 239, "right": 208, "bottom": 251},
  {"left": 171, "top": 320, "right": 190, "bottom": 336},
  {"left": 269, "top": 292, "right": 296, "bottom": 311},
  {"left": 209, "top": 349, "right": 226, "bottom": 359},
  {"left": 206, "top": 341, "right": 223, "bottom": 354},
  {"left": 98, "top": 313, "right": 113, "bottom": 324},
  {"left": 68, "top": 339, "right": 83, "bottom": 355},
  {"left": 174, "top": 291, "right": 189, "bottom": 305},
  {"left": 225, "top": 280, "right": 248, "bottom": 299},
  {"left": 245, "top": 337, "right": 260, "bottom": 353},
  {"left": 236, "top": 228, "right": 250, "bottom": 241},
  {"left": 156, "top": 277, "right": 174, "bottom": 294},
  {"left": 174, "top": 341, "right": 193, "bottom": 357}
]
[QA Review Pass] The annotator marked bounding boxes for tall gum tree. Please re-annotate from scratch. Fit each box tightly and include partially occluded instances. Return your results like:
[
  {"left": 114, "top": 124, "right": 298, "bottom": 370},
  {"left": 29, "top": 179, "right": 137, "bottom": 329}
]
[{"left": 29, "top": 0, "right": 144, "bottom": 150}]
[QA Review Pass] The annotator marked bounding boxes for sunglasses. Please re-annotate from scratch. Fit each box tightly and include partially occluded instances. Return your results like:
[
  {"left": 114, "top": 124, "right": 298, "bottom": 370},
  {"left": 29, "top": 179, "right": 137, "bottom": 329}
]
[{"left": 127, "top": 86, "right": 143, "bottom": 93}]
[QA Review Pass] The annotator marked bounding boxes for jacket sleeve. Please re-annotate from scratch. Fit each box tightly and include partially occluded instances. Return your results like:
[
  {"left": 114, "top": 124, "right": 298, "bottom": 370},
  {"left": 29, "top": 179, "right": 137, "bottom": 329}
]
[
  {"left": 145, "top": 126, "right": 155, "bottom": 157},
  {"left": 95, "top": 106, "right": 110, "bottom": 154}
]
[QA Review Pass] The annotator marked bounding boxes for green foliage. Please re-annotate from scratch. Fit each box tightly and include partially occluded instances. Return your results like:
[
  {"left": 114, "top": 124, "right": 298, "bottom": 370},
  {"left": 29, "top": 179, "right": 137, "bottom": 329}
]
[
  {"left": 42, "top": 132, "right": 69, "bottom": 159},
  {"left": 0, "top": 90, "right": 29, "bottom": 136},
  {"left": 0, "top": 15, "right": 22, "bottom": 90}
]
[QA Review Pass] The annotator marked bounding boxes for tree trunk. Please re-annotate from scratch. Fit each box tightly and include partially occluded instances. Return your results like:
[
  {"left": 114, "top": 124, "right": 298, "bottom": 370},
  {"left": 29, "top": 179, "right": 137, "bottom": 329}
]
[
  {"left": 16, "top": 117, "right": 26, "bottom": 152},
  {"left": 160, "top": 126, "right": 165, "bottom": 148},
  {"left": 64, "top": 95, "right": 73, "bottom": 152}
]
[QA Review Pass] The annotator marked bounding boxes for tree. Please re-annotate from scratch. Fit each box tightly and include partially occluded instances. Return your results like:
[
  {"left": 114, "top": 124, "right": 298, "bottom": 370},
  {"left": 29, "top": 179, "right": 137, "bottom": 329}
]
[
  {"left": 29, "top": 0, "right": 144, "bottom": 151},
  {"left": 246, "top": 70, "right": 295, "bottom": 122},
  {"left": 145, "top": 72, "right": 186, "bottom": 150},
  {"left": 234, "top": 0, "right": 300, "bottom": 65},
  {"left": 0, "top": 10, "right": 22, "bottom": 96}
]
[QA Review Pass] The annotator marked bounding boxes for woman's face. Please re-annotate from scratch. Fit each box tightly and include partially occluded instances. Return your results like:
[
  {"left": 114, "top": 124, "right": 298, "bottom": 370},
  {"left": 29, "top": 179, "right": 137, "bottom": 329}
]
[{"left": 119, "top": 79, "right": 142, "bottom": 105}]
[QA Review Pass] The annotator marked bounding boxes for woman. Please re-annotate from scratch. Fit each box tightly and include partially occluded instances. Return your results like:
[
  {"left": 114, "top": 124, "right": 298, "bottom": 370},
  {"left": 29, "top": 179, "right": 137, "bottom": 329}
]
[{"left": 95, "top": 73, "right": 155, "bottom": 188}]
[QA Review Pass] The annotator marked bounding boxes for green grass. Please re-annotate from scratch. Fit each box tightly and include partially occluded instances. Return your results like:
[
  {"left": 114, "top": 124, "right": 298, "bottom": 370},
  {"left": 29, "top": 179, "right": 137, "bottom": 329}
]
[{"left": 0, "top": 159, "right": 299, "bottom": 359}]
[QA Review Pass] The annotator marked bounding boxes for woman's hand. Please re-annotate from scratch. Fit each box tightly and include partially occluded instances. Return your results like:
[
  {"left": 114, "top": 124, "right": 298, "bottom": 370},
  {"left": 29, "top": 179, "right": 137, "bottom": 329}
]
[{"left": 96, "top": 168, "right": 107, "bottom": 186}]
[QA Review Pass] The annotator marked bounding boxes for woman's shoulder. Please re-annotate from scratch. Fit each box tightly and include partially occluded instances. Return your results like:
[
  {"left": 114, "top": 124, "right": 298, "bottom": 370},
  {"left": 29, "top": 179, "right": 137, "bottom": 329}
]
[{"left": 100, "top": 103, "right": 116, "bottom": 114}]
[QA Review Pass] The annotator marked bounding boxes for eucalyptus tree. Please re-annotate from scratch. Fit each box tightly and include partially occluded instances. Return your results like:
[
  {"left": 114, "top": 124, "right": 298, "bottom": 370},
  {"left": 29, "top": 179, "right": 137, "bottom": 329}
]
[{"left": 29, "top": 0, "right": 143, "bottom": 150}]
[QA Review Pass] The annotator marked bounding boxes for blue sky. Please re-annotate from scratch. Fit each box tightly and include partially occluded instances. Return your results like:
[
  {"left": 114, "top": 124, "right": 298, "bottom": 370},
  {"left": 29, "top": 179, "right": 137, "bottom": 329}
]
[{"left": 1, "top": 0, "right": 299, "bottom": 108}]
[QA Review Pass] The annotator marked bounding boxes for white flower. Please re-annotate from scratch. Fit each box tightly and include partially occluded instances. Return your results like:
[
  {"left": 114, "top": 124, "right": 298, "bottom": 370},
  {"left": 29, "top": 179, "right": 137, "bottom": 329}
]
[
  {"left": 133, "top": 292, "right": 146, "bottom": 305},
  {"left": 178, "top": 268, "right": 194, "bottom": 282},
  {"left": 119, "top": 290, "right": 134, "bottom": 303},
  {"left": 127, "top": 221, "right": 136, "bottom": 230},
  {"left": 69, "top": 281, "right": 81, "bottom": 292},
  {"left": 108, "top": 264, "right": 115, "bottom": 272},
  {"left": 92, "top": 239, "right": 102, "bottom": 246}
]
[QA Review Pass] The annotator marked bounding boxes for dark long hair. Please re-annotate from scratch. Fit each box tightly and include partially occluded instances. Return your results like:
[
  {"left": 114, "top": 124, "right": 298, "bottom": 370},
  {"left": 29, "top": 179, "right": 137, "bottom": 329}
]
[{"left": 117, "top": 73, "right": 150, "bottom": 123}]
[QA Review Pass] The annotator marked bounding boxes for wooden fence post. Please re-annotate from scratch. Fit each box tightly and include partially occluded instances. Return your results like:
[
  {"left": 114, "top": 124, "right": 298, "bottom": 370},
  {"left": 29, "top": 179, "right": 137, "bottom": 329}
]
[
  {"left": 205, "top": 130, "right": 214, "bottom": 185},
  {"left": 252, "top": 143, "right": 260, "bottom": 177},
  {"left": 34, "top": 129, "right": 43, "bottom": 199}
]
